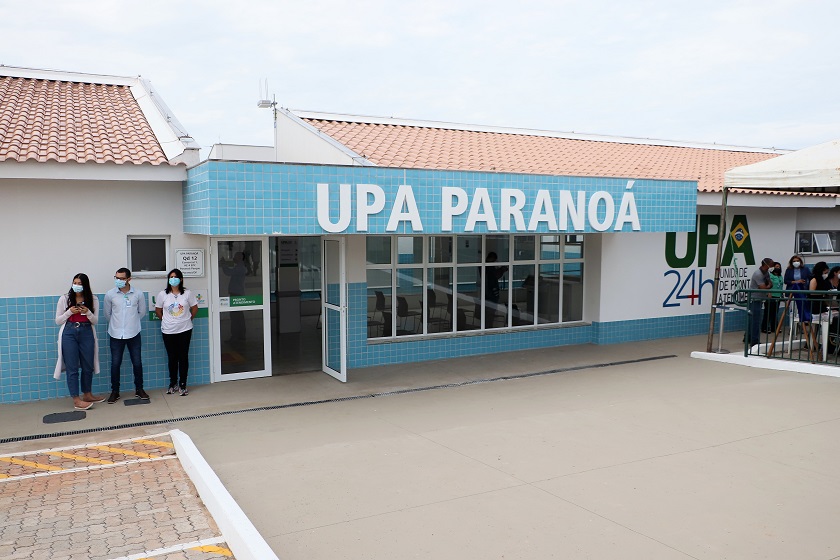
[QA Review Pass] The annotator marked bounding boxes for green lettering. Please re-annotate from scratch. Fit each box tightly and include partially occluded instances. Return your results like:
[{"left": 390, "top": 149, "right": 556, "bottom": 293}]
[
  {"left": 665, "top": 217, "right": 698, "bottom": 268},
  {"left": 697, "top": 215, "right": 719, "bottom": 268}
]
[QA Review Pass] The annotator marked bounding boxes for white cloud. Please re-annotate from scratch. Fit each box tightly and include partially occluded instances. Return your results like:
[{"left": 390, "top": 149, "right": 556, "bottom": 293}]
[{"left": 2, "top": 0, "right": 839, "bottom": 150}]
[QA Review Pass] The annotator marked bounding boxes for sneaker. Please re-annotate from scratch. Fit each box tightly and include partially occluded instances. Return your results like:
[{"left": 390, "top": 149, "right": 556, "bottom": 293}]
[
  {"left": 179, "top": 387, "right": 189, "bottom": 396},
  {"left": 166, "top": 385, "right": 177, "bottom": 395},
  {"left": 107, "top": 391, "right": 120, "bottom": 404},
  {"left": 136, "top": 389, "right": 150, "bottom": 400}
]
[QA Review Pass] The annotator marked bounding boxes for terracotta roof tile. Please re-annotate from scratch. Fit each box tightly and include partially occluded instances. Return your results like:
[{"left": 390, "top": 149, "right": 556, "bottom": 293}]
[
  {"left": 0, "top": 76, "right": 169, "bottom": 165},
  {"left": 303, "top": 119, "right": 789, "bottom": 194}
]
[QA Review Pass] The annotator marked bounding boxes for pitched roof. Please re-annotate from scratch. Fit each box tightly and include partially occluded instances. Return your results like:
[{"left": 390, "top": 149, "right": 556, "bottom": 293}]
[
  {"left": 299, "top": 113, "right": 796, "bottom": 194},
  {"left": 0, "top": 71, "right": 170, "bottom": 165}
]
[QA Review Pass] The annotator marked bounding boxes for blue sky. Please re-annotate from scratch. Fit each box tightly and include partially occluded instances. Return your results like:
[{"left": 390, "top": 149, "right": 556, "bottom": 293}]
[{"left": 3, "top": 0, "right": 838, "bottom": 153}]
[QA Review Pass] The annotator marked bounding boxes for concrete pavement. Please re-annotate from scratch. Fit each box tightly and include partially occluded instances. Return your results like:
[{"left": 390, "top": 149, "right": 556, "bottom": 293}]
[{"left": 2, "top": 333, "right": 840, "bottom": 559}]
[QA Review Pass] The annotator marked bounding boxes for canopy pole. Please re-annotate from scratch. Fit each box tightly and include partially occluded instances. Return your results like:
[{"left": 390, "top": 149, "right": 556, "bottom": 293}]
[{"left": 706, "top": 187, "right": 729, "bottom": 352}]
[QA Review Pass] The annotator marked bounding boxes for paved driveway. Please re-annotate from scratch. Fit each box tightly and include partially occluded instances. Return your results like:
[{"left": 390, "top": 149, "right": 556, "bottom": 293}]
[{"left": 2, "top": 334, "right": 840, "bottom": 559}]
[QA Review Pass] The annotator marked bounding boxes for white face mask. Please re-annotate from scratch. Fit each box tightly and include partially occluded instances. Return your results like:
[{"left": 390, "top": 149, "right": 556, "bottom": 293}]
[
  {"left": 792, "top": 261, "right": 801, "bottom": 268},
  {"left": 823, "top": 273, "right": 829, "bottom": 279}
]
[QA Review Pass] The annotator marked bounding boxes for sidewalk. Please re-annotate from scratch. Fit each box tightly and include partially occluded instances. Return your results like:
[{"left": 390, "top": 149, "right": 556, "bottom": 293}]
[
  {"left": 0, "top": 433, "right": 234, "bottom": 560},
  {"left": 3, "top": 334, "right": 840, "bottom": 559},
  {"left": 0, "top": 335, "right": 691, "bottom": 444}
]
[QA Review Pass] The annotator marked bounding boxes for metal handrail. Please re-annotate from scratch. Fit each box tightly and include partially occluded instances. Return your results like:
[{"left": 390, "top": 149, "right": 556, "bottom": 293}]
[{"left": 734, "top": 288, "right": 840, "bottom": 365}]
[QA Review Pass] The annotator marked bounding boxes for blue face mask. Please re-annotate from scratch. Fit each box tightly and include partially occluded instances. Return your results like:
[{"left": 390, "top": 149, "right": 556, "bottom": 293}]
[
  {"left": 115, "top": 279, "right": 127, "bottom": 289},
  {"left": 71, "top": 284, "right": 84, "bottom": 293},
  {"left": 168, "top": 277, "right": 181, "bottom": 287}
]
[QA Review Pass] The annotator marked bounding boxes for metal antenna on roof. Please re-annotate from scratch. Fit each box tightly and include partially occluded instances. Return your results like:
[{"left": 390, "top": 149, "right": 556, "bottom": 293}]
[{"left": 257, "top": 78, "right": 278, "bottom": 161}]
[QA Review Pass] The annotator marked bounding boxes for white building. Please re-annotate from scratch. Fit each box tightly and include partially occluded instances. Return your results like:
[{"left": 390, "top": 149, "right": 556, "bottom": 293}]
[{"left": 2, "top": 66, "right": 838, "bottom": 404}]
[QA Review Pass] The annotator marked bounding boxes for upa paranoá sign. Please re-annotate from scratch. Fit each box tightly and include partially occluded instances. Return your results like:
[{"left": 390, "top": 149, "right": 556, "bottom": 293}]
[
  {"left": 185, "top": 163, "right": 698, "bottom": 236},
  {"left": 317, "top": 182, "right": 644, "bottom": 233},
  {"left": 662, "top": 214, "right": 756, "bottom": 308}
]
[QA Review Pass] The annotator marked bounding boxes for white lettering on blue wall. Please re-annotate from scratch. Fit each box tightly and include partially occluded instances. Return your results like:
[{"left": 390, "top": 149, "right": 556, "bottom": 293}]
[{"left": 316, "top": 182, "right": 641, "bottom": 234}]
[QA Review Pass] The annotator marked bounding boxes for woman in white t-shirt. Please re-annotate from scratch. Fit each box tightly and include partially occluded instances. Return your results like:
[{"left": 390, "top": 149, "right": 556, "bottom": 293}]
[{"left": 155, "top": 268, "right": 198, "bottom": 396}]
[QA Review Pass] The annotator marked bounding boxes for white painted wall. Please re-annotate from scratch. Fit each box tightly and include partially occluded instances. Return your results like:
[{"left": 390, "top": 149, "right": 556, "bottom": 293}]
[
  {"left": 582, "top": 234, "right": 602, "bottom": 323},
  {"left": 345, "top": 235, "right": 367, "bottom": 283},
  {"left": 795, "top": 207, "right": 840, "bottom": 231},
  {"left": 1, "top": 179, "right": 209, "bottom": 299},
  {"left": 275, "top": 111, "right": 361, "bottom": 166},
  {"left": 598, "top": 207, "right": 798, "bottom": 322}
]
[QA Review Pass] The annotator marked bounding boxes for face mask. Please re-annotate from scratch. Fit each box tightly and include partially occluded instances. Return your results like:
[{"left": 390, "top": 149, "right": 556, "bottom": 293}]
[
  {"left": 71, "top": 284, "right": 84, "bottom": 293},
  {"left": 773, "top": 268, "right": 781, "bottom": 275},
  {"left": 115, "top": 279, "right": 127, "bottom": 289},
  {"left": 168, "top": 277, "right": 181, "bottom": 287},
  {"left": 792, "top": 261, "right": 801, "bottom": 268},
  {"left": 823, "top": 273, "right": 829, "bottom": 280}
]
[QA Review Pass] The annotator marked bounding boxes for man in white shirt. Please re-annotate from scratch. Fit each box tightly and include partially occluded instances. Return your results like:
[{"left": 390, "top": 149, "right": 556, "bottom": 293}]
[{"left": 103, "top": 267, "right": 148, "bottom": 403}]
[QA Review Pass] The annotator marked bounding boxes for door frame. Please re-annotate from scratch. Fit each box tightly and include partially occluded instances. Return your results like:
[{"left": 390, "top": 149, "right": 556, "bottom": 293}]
[
  {"left": 210, "top": 236, "right": 272, "bottom": 382},
  {"left": 321, "top": 236, "right": 348, "bottom": 382}
]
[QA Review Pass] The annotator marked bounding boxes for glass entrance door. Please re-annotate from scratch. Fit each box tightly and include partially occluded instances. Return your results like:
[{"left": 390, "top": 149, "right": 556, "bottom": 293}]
[
  {"left": 321, "top": 237, "right": 347, "bottom": 382},
  {"left": 211, "top": 238, "right": 271, "bottom": 381}
]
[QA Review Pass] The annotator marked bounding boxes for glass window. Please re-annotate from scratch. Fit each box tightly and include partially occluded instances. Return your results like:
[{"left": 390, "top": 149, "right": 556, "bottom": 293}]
[
  {"left": 485, "top": 235, "right": 510, "bottom": 263},
  {"left": 129, "top": 236, "right": 168, "bottom": 273},
  {"left": 514, "top": 236, "right": 535, "bottom": 261},
  {"left": 563, "top": 263, "right": 584, "bottom": 322},
  {"left": 395, "top": 268, "right": 423, "bottom": 336},
  {"left": 429, "top": 236, "right": 453, "bottom": 263},
  {"left": 457, "top": 236, "right": 482, "bottom": 263},
  {"left": 512, "top": 264, "right": 535, "bottom": 326},
  {"left": 427, "top": 268, "right": 453, "bottom": 333},
  {"left": 797, "top": 232, "right": 813, "bottom": 254},
  {"left": 482, "top": 263, "right": 509, "bottom": 329},
  {"left": 537, "top": 264, "right": 560, "bottom": 324},
  {"left": 539, "top": 235, "right": 562, "bottom": 260},
  {"left": 366, "top": 236, "right": 391, "bottom": 264},
  {"left": 397, "top": 236, "right": 423, "bottom": 264},
  {"left": 565, "top": 234, "right": 584, "bottom": 259},
  {"left": 367, "top": 269, "right": 392, "bottom": 338},
  {"left": 365, "top": 234, "right": 585, "bottom": 339},
  {"left": 298, "top": 237, "right": 321, "bottom": 294},
  {"left": 814, "top": 232, "right": 834, "bottom": 253},
  {"left": 218, "top": 240, "right": 262, "bottom": 299},
  {"left": 219, "top": 310, "right": 265, "bottom": 375},
  {"left": 455, "top": 265, "right": 479, "bottom": 331}
]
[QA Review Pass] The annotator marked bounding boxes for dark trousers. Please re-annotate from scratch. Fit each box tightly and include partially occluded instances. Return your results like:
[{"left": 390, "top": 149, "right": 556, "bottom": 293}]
[
  {"left": 110, "top": 334, "right": 143, "bottom": 391},
  {"left": 62, "top": 323, "right": 95, "bottom": 397},
  {"left": 762, "top": 299, "right": 779, "bottom": 332},
  {"left": 162, "top": 329, "right": 193, "bottom": 388},
  {"left": 749, "top": 299, "right": 763, "bottom": 345}
]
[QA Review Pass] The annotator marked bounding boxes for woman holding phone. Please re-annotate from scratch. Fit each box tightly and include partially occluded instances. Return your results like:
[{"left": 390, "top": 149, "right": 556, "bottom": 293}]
[
  {"left": 54, "top": 273, "right": 103, "bottom": 410},
  {"left": 155, "top": 268, "right": 198, "bottom": 396}
]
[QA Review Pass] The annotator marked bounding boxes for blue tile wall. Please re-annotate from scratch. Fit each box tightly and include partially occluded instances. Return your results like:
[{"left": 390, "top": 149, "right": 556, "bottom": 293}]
[
  {"left": 344, "top": 282, "right": 746, "bottom": 367},
  {"left": 346, "top": 282, "right": 591, "bottom": 366},
  {"left": 0, "top": 295, "right": 210, "bottom": 404},
  {"left": 1, "top": 289, "right": 743, "bottom": 404},
  {"left": 184, "top": 162, "right": 697, "bottom": 236},
  {"left": 592, "top": 309, "right": 746, "bottom": 345}
]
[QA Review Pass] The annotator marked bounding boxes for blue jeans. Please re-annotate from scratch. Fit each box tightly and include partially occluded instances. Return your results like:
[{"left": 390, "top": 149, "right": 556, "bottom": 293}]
[
  {"left": 110, "top": 334, "right": 143, "bottom": 391},
  {"left": 62, "top": 322, "right": 95, "bottom": 397}
]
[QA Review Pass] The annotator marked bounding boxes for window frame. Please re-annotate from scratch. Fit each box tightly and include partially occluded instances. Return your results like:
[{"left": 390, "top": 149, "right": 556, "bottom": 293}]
[
  {"left": 797, "top": 230, "right": 839, "bottom": 255},
  {"left": 127, "top": 235, "right": 171, "bottom": 278},
  {"left": 365, "top": 234, "right": 585, "bottom": 341}
]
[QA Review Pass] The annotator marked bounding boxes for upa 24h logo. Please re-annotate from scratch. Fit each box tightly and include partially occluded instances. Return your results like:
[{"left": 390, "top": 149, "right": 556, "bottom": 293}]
[{"left": 662, "top": 215, "right": 755, "bottom": 308}]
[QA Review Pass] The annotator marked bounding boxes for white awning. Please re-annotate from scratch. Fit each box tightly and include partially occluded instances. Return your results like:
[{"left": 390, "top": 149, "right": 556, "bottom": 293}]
[{"left": 724, "top": 139, "right": 840, "bottom": 190}]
